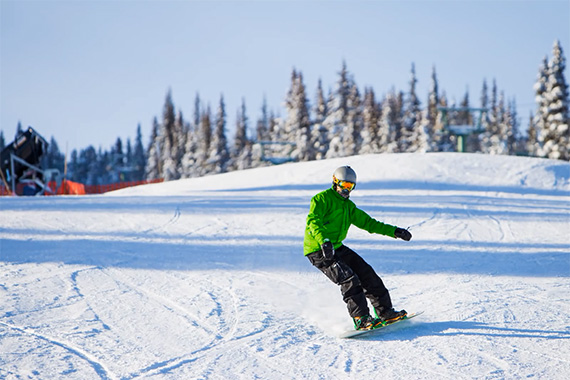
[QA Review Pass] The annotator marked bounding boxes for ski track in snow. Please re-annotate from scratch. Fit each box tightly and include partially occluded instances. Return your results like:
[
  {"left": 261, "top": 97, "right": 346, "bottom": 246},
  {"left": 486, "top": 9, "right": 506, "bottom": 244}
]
[
  {"left": 0, "top": 320, "right": 115, "bottom": 380},
  {"left": 1, "top": 153, "right": 569, "bottom": 379}
]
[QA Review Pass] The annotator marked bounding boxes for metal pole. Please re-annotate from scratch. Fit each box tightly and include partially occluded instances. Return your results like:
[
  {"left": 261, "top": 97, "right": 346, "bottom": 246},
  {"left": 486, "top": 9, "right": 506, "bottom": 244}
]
[
  {"left": 457, "top": 135, "right": 465, "bottom": 153},
  {"left": 10, "top": 154, "right": 16, "bottom": 195}
]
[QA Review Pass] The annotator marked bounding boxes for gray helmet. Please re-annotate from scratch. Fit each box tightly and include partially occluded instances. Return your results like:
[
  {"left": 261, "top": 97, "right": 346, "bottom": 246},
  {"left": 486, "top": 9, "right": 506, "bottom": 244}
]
[
  {"left": 333, "top": 166, "right": 357, "bottom": 184},
  {"left": 333, "top": 166, "right": 357, "bottom": 197}
]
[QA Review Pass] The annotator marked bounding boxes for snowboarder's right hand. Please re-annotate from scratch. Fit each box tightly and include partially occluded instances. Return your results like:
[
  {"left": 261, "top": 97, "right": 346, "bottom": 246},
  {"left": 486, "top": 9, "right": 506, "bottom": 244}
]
[
  {"left": 321, "top": 239, "right": 335, "bottom": 260},
  {"left": 395, "top": 228, "right": 412, "bottom": 241}
]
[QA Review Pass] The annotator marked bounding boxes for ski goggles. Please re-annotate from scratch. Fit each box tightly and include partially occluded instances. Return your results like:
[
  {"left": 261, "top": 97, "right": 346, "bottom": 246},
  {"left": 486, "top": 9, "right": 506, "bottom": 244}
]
[{"left": 335, "top": 179, "right": 356, "bottom": 192}]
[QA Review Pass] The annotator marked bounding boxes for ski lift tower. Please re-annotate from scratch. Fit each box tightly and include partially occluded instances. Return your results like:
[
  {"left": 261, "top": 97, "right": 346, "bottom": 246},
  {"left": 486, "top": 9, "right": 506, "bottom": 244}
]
[{"left": 438, "top": 107, "right": 487, "bottom": 153}]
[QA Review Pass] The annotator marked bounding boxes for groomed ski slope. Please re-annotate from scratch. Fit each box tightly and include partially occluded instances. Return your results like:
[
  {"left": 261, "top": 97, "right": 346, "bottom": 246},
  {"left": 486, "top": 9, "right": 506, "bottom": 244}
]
[{"left": 1, "top": 152, "right": 569, "bottom": 380}]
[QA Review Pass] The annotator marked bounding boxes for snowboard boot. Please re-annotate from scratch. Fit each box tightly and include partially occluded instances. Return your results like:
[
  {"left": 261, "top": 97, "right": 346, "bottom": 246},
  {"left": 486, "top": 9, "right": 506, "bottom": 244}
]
[
  {"left": 352, "top": 315, "right": 384, "bottom": 331},
  {"left": 376, "top": 308, "right": 407, "bottom": 323}
]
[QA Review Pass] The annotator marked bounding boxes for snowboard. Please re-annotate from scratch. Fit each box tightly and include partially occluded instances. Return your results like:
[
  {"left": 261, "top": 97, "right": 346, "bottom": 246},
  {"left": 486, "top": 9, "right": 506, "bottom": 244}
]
[{"left": 339, "top": 311, "right": 424, "bottom": 339}]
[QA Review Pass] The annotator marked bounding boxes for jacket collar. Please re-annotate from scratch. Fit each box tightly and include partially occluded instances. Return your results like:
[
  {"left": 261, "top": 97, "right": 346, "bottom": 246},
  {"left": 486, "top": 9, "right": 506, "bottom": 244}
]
[{"left": 330, "top": 185, "right": 349, "bottom": 200}]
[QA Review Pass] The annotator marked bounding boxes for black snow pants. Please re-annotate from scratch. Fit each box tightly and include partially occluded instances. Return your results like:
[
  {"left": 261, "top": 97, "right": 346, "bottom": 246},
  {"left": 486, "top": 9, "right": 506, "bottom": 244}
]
[{"left": 307, "top": 244, "right": 392, "bottom": 318}]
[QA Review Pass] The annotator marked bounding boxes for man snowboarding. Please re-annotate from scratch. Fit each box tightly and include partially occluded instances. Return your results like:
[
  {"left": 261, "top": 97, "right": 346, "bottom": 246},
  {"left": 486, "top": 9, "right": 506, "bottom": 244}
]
[{"left": 304, "top": 166, "right": 413, "bottom": 331}]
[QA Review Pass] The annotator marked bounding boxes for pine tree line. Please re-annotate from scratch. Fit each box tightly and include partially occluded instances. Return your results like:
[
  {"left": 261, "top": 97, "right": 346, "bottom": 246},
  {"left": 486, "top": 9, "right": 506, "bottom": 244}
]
[
  {"left": 5, "top": 40, "right": 566, "bottom": 186},
  {"left": 141, "top": 52, "right": 565, "bottom": 183}
]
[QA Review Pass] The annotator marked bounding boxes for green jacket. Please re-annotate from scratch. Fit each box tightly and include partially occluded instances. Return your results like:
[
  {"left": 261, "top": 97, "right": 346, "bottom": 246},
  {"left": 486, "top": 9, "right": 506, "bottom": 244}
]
[{"left": 303, "top": 187, "right": 397, "bottom": 255}]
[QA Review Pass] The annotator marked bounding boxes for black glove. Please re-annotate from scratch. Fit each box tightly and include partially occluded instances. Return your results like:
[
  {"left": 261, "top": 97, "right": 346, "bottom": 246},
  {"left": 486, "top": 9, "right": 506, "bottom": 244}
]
[
  {"left": 395, "top": 228, "right": 412, "bottom": 241},
  {"left": 321, "top": 239, "right": 335, "bottom": 260}
]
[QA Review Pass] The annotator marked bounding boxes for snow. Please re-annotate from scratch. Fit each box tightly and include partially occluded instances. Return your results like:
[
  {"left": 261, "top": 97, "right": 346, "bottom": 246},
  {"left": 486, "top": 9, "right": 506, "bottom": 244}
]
[{"left": 1, "top": 152, "right": 569, "bottom": 380}]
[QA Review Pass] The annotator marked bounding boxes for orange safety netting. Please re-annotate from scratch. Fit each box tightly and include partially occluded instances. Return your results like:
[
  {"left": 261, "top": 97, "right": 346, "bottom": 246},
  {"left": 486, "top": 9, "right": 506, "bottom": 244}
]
[{"left": 0, "top": 179, "right": 164, "bottom": 196}]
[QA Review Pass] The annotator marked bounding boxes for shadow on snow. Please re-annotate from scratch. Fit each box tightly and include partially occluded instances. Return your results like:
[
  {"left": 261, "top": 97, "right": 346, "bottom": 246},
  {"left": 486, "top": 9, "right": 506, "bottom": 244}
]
[
  {"left": 359, "top": 320, "right": 570, "bottom": 342},
  {"left": 1, "top": 236, "right": 568, "bottom": 277}
]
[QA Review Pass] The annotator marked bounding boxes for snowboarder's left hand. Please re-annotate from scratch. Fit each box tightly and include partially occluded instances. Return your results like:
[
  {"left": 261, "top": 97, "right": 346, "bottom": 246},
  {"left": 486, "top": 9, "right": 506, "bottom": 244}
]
[
  {"left": 321, "top": 239, "right": 335, "bottom": 260},
  {"left": 395, "top": 228, "right": 412, "bottom": 241}
]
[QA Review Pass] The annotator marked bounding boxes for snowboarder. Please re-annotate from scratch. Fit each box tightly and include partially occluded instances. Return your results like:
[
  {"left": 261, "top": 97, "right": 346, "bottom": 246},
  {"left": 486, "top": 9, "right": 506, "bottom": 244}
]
[{"left": 304, "top": 166, "right": 413, "bottom": 330}]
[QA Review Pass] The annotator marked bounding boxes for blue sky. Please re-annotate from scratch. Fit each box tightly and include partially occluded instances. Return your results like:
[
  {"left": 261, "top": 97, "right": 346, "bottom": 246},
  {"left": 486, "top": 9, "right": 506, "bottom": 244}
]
[{"left": 1, "top": 0, "right": 568, "bottom": 153}]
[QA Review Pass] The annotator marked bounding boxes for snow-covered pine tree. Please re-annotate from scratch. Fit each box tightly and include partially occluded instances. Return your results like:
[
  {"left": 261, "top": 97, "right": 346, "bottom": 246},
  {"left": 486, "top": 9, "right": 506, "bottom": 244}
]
[
  {"left": 377, "top": 90, "right": 401, "bottom": 153},
  {"left": 310, "top": 78, "right": 329, "bottom": 160},
  {"left": 180, "top": 94, "right": 201, "bottom": 178},
  {"left": 160, "top": 137, "right": 176, "bottom": 180},
  {"left": 132, "top": 124, "right": 146, "bottom": 181},
  {"left": 193, "top": 93, "right": 201, "bottom": 131},
  {"left": 477, "top": 79, "right": 490, "bottom": 153},
  {"left": 251, "top": 97, "right": 270, "bottom": 167},
  {"left": 176, "top": 111, "right": 188, "bottom": 165},
  {"left": 481, "top": 80, "right": 505, "bottom": 154},
  {"left": 268, "top": 110, "right": 280, "bottom": 141},
  {"left": 124, "top": 139, "right": 133, "bottom": 181},
  {"left": 526, "top": 111, "right": 538, "bottom": 156},
  {"left": 231, "top": 98, "right": 253, "bottom": 171},
  {"left": 401, "top": 63, "right": 421, "bottom": 152},
  {"left": 281, "top": 68, "right": 299, "bottom": 146},
  {"left": 408, "top": 110, "right": 429, "bottom": 153},
  {"left": 195, "top": 106, "right": 212, "bottom": 176},
  {"left": 159, "top": 90, "right": 180, "bottom": 181},
  {"left": 532, "top": 57, "right": 550, "bottom": 157},
  {"left": 324, "top": 61, "right": 352, "bottom": 159},
  {"left": 359, "top": 87, "right": 381, "bottom": 154},
  {"left": 426, "top": 66, "right": 440, "bottom": 152},
  {"left": 405, "top": 64, "right": 429, "bottom": 152},
  {"left": 180, "top": 126, "right": 197, "bottom": 179},
  {"left": 112, "top": 137, "right": 124, "bottom": 182},
  {"left": 255, "top": 97, "right": 269, "bottom": 142},
  {"left": 207, "top": 95, "right": 230, "bottom": 174},
  {"left": 540, "top": 40, "right": 569, "bottom": 160},
  {"left": 397, "top": 91, "right": 407, "bottom": 151},
  {"left": 145, "top": 117, "right": 161, "bottom": 180},
  {"left": 506, "top": 99, "right": 520, "bottom": 155},
  {"left": 344, "top": 82, "right": 363, "bottom": 156},
  {"left": 393, "top": 91, "right": 406, "bottom": 152},
  {"left": 283, "top": 69, "right": 311, "bottom": 161},
  {"left": 295, "top": 72, "right": 312, "bottom": 161},
  {"left": 491, "top": 91, "right": 510, "bottom": 155}
]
